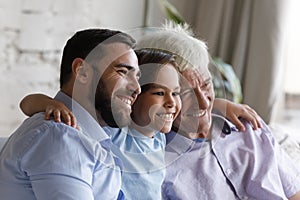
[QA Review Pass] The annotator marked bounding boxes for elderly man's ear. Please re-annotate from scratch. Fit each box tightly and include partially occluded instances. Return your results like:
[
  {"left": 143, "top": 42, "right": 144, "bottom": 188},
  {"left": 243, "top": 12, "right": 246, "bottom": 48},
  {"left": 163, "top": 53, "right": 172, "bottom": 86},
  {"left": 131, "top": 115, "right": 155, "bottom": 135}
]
[{"left": 72, "top": 58, "right": 92, "bottom": 84}]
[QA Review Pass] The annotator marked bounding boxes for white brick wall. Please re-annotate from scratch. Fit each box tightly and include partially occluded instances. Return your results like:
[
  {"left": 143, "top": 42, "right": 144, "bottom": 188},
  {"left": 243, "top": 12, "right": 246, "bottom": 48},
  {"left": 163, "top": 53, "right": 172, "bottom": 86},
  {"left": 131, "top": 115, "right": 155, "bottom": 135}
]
[{"left": 0, "top": 0, "right": 157, "bottom": 136}]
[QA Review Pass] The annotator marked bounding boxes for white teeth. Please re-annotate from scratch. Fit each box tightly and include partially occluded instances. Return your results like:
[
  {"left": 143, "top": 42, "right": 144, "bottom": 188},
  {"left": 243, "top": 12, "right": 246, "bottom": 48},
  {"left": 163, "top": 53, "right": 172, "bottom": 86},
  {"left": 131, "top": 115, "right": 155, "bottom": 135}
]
[
  {"left": 120, "top": 98, "right": 132, "bottom": 105},
  {"left": 157, "top": 113, "right": 173, "bottom": 120},
  {"left": 188, "top": 110, "right": 206, "bottom": 117}
]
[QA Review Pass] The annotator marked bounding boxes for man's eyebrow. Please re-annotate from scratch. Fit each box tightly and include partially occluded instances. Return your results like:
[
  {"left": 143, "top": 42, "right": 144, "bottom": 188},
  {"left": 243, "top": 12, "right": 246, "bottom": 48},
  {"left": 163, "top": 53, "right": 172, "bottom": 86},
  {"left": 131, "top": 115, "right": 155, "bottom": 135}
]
[
  {"left": 115, "top": 63, "right": 141, "bottom": 77},
  {"left": 204, "top": 77, "right": 212, "bottom": 83},
  {"left": 115, "top": 63, "right": 134, "bottom": 69}
]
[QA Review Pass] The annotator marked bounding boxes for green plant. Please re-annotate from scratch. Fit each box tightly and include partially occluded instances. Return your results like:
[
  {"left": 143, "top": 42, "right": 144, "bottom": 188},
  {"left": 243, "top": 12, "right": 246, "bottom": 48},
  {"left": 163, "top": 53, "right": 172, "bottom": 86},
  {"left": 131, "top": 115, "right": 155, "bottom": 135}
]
[
  {"left": 211, "top": 58, "right": 242, "bottom": 103},
  {"left": 155, "top": 0, "right": 243, "bottom": 103}
]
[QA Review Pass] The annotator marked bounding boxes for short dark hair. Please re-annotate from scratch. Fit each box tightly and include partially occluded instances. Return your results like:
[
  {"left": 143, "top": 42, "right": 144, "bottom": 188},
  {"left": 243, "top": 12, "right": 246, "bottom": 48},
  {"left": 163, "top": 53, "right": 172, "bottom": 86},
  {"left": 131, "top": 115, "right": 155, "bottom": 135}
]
[{"left": 59, "top": 28, "right": 136, "bottom": 88}]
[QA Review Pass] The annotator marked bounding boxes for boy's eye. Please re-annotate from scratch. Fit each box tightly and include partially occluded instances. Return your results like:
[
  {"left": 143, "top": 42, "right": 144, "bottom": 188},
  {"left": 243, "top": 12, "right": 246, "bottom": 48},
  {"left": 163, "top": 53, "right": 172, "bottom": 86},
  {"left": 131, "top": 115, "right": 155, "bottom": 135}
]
[
  {"left": 173, "top": 91, "right": 180, "bottom": 96},
  {"left": 153, "top": 91, "right": 164, "bottom": 96}
]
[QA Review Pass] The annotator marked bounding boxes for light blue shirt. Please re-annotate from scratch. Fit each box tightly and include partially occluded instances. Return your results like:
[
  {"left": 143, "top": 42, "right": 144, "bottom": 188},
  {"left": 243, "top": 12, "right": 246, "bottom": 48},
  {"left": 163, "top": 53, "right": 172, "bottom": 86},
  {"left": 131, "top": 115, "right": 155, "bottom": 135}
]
[
  {"left": 163, "top": 115, "right": 300, "bottom": 200},
  {"left": 104, "top": 126, "right": 166, "bottom": 200},
  {"left": 0, "top": 91, "right": 123, "bottom": 200}
]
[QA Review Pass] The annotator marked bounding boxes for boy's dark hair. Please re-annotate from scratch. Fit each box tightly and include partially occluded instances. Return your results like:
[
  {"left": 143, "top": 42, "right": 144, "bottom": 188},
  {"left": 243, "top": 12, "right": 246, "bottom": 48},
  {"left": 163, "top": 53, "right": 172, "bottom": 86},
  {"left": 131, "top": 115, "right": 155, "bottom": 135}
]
[
  {"left": 60, "top": 29, "right": 136, "bottom": 88},
  {"left": 135, "top": 48, "right": 178, "bottom": 94}
]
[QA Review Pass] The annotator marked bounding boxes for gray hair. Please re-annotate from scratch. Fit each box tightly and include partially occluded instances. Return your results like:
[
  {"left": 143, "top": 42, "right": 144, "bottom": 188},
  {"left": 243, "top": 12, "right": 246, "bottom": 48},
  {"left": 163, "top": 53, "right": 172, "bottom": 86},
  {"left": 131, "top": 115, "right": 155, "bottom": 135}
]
[{"left": 136, "top": 21, "right": 209, "bottom": 72}]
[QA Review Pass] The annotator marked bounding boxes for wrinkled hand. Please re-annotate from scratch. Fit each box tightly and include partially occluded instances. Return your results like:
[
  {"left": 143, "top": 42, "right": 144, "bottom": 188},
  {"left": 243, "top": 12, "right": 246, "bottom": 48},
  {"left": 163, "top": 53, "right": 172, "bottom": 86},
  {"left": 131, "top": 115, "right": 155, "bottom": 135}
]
[
  {"left": 45, "top": 100, "right": 79, "bottom": 130},
  {"left": 214, "top": 98, "right": 262, "bottom": 131},
  {"left": 224, "top": 101, "right": 262, "bottom": 131}
]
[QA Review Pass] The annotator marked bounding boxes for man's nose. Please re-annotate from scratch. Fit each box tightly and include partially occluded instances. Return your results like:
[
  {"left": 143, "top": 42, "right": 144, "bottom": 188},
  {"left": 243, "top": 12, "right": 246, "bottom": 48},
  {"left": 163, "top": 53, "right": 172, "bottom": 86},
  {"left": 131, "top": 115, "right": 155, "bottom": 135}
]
[
  {"left": 196, "top": 90, "right": 209, "bottom": 109},
  {"left": 128, "top": 75, "right": 141, "bottom": 96}
]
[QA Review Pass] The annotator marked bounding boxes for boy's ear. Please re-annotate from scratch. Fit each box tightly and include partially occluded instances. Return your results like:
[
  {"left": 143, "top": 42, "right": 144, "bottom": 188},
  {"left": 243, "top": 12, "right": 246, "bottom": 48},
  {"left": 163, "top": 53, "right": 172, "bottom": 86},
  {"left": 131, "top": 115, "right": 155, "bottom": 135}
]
[{"left": 72, "top": 58, "right": 90, "bottom": 84}]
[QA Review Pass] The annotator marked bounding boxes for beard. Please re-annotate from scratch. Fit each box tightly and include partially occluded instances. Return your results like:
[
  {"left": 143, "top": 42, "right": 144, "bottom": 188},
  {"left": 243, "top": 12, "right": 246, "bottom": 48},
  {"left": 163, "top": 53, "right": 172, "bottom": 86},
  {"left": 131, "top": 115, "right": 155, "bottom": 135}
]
[{"left": 94, "top": 79, "right": 131, "bottom": 128}]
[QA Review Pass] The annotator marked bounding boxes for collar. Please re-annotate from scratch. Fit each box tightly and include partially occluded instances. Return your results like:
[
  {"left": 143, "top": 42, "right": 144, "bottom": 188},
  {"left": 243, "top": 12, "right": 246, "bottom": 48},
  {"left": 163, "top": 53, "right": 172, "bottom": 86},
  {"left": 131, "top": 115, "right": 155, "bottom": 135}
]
[
  {"left": 193, "top": 138, "right": 208, "bottom": 143},
  {"left": 54, "top": 91, "right": 109, "bottom": 142},
  {"left": 212, "top": 114, "right": 238, "bottom": 135},
  {"left": 165, "top": 115, "right": 238, "bottom": 155},
  {"left": 210, "top": 114, "right": 239, "bottom": 144},
  {"left": 165, "top": 131, "right": 195, "bottom": 155}
]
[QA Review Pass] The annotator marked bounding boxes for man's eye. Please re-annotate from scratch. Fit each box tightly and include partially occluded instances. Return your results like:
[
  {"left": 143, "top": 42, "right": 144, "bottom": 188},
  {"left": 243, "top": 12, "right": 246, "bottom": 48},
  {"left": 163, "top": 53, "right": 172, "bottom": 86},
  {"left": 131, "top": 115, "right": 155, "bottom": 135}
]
[
  {"left": 117, "top": 69, "right": 128, "bottom": 75},
  {"left": 202, "top": 81, "right": 211, "bottom": 89}
]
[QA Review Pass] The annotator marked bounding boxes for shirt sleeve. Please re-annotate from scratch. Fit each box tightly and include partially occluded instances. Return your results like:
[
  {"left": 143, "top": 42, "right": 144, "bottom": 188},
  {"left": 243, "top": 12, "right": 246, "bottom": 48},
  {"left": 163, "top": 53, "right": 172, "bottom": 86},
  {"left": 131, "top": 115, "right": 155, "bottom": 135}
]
[
  {"left": 274, "top": 139, "right": 300, "bottom": 198},
  {"left": 20, "top": 123, "right": 97, "bottom": 200},
  {"left": 30, "top": 175, "right": 94, "bottom": 200}
]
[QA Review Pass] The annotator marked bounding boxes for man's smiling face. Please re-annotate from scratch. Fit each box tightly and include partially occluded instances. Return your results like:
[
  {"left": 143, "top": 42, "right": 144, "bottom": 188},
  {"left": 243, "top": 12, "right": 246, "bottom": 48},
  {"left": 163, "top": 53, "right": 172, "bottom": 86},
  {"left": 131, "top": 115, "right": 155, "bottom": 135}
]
[
  {"left": 94, "top": 43, "right": 141, "bottom": 128},
  {"left": 173, "top": 68, "right": 214, "bottom": 139}
]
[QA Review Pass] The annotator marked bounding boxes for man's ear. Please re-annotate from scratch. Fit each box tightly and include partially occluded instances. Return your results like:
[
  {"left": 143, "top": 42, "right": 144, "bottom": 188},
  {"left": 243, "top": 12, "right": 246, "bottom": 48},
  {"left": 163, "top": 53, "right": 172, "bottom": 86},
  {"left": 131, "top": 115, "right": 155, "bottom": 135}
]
[{"left": 72, "top": 58, "right": 90, "bottom": 84}]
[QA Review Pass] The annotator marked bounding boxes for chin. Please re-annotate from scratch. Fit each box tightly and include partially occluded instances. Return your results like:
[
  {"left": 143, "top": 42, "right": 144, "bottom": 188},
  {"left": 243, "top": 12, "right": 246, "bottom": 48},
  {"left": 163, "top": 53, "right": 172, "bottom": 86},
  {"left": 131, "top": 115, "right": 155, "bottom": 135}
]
[
  {"left": 154, "top": 120, "right": 173, "bottom": 134},
  {"left": 109, "top": 103, "right": 132, "bottom": 127},
  {"left": 160, "top": 126, "right": 172, "bottom": 134},
  {"left": 113, "top": 112, "right": 132, "bottom": 128}
]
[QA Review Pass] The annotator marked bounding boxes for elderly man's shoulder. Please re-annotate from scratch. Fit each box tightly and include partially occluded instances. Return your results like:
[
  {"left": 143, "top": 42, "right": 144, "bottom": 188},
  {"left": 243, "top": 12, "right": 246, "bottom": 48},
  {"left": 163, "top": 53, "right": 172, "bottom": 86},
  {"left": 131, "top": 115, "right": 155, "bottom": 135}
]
[
  {"left": 213, "top": 116, "right": 275, "bottom": 149},
  {"left": 231, "top": 118, "right": 275, "bottom": 144}
]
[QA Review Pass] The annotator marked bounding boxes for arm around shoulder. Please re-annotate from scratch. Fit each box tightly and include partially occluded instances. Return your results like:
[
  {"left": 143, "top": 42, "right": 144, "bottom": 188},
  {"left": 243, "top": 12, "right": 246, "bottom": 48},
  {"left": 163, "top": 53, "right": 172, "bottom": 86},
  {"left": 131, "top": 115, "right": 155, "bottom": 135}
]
[
  {"left": 213, "top": 98, "right": 262, "bottom": 131},
  {"left": 19, "top": 93, "right": 77, "bottom": 127},
  {"left": 20, "top": 93, "right": 54, "bottom": 116}
]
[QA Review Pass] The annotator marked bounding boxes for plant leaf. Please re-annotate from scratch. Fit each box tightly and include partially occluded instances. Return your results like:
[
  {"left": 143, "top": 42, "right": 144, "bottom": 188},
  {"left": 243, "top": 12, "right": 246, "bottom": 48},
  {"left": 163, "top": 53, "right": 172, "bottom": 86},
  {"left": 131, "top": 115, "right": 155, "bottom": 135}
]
[
  {"left": 158, "top": 0, "right": 185, "bottom": 24},
  {"left": 212, "top": 57, "right": 243, "bottom": 103}
]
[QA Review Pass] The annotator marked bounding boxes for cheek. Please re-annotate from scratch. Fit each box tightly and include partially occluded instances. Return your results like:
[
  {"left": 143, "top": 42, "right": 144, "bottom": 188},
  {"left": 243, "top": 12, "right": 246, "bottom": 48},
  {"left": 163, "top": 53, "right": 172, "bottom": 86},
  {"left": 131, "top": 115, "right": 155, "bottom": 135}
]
[
  {"left": 132, "top": 97, "right": 152, "bottom": 121},
  {"left": 132, "top": 100, "right": 144, "bottom": 116},
  {"left": 175, "top": 97, "right": 182, "bottom": 117},
  {"left": 208, "top": 90, "right": 215, "bottom": 110},
  {"left": 102, "top": 71, "right": 124, "bottom": 91},
  {"left": 109, "top": 78, "right": 123, "bottom": 92},
  {"left": 208, "top": 88, "right": 215, "bottom": 101},
  {"left": 180, "top": 96, "right": 192, "bottom": 113}
]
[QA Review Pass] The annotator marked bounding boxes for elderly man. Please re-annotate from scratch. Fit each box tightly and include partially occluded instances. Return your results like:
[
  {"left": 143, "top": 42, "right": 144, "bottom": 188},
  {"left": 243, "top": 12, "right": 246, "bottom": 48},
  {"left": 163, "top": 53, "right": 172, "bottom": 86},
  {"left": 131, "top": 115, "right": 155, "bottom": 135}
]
[
  {"left": 0, "top": 29, "right": 141, "bottom": 199},
  {"left": 138, "top": 23, "right": 300, "bottom": 200}
]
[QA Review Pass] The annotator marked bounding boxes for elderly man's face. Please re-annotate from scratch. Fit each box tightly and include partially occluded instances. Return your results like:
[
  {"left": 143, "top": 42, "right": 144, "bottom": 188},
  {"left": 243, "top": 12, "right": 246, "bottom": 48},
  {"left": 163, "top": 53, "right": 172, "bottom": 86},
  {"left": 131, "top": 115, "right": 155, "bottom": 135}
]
[
  {"left": 173, "top": 68, "right": 214, "bottom": 138},
  {"left": 94, "top": 43, "right": 141, "bottom": 127}
]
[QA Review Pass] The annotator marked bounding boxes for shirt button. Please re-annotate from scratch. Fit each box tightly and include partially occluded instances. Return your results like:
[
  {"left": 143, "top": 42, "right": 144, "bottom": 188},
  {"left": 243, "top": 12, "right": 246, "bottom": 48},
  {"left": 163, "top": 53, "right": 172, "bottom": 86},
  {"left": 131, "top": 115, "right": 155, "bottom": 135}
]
[
  {"left": 241, "top": 196, "right": 248, "bottom": 200},
  {"left": 226, "top": 169, "right": 232, "bottom": 176}
]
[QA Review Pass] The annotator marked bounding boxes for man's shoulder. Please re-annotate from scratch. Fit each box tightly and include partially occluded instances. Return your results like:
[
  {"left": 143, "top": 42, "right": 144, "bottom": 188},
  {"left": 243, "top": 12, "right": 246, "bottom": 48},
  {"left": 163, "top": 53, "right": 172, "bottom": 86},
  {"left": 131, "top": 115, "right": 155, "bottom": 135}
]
[
  {"left": 239, "top": 118, "right": 273, "bottom": 139},
  {"left": 221, "top": 118, "right": 275, "bottom": 149},
  {"left": 211, "top": 115, "right": 274, "bottom": 146},
  {"left": 21, "top": 112, "right": 78, "bottom": 134},
  {"left": 11, "top": 112, "right": 81, "bottom": 148}
]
